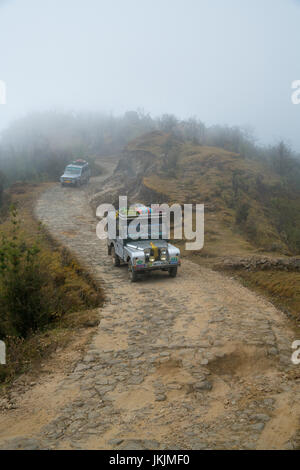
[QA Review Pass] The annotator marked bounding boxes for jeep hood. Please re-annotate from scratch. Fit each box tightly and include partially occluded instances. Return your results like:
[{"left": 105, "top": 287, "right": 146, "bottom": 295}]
[
  {"left": 61, "top": 173, "right": 78, "bottom": 178},
  {"left": 125, "top": 240, "right": 168, "bottom": 251}
]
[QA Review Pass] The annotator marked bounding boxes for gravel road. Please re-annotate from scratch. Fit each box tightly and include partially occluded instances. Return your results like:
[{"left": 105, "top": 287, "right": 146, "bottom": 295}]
[{"left": 0, "top": 163, "right": 299, "bottom": 450}]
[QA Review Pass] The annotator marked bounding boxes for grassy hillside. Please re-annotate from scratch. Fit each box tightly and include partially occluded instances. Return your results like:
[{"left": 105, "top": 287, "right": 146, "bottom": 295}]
[
  {"left": 0, "top": 184, "right": 103, "bottom": 384},
  {"left": 120, "top": 131, "right": 300, "bottom": 257},
  {"left": 116, "top": 131, "right": 300, "bottom": 321}
]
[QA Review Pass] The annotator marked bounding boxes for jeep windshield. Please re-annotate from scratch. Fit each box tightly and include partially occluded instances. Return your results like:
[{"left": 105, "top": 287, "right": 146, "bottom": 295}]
[{"left": 64, "top": 166, "right": 81, "bottom": 175}]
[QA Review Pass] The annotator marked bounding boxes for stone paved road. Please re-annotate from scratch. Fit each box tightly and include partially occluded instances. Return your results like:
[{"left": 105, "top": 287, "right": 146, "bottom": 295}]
[{"left": 0, "top": 166, "right": 299, "bottom": 450}]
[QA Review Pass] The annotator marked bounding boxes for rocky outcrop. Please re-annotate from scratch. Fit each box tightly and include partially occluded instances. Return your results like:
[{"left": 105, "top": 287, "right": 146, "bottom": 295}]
[{"left": 217, "top": 256, "right": 300, "bottom": 271}]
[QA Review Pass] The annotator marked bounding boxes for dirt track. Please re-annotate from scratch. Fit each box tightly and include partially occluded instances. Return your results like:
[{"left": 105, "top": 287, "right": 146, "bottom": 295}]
[{"left": 0, "top": 163, "right": 299, "bottom": 450}]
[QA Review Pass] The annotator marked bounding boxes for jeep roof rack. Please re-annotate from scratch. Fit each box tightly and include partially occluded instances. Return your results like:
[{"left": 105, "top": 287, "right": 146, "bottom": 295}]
[
  {"left": 70, "top": 159, "right": 88, "bottom": 166},
  {"left": 115, "top": 205, "right": 166, "bottom": 221}
]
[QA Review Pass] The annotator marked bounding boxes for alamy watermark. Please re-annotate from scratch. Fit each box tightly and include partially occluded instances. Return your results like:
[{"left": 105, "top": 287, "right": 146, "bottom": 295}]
[
  {"left": 0, "top": 340, "right": 6, "bottom": 365},
  {"left": 291, "top": 340, "right": 300, "bottom": 365},
  {"left": 0, "top": 80, "right": 6, "bottom": 104},
  {"left": 96, "top": 197, "right": 204, "bottom": 250},
  {"left": 291, "top": 80, "right": 300, "bottom": 104}
]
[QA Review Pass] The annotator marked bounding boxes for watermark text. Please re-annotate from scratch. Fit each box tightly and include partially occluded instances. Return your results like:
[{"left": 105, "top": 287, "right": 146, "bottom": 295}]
[
  {"left": 291, "top": 340, "right": 300, "bottom": 365},
  {"left": 291, "top": 80, "right": 300, "bottom": 104},
  {"left": 0, "top": 340, "right": 6, "bottom": 365},
  {"left": 96, "top": 197, "right": 204, "bottom": 250},
  {"left": 0, "top": 80, "right": 6, "bottom": 104}
]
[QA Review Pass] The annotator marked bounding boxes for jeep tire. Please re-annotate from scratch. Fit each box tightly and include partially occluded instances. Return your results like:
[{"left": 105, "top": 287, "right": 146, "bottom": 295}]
[
  {"left": 128, "top": 261, "right": 137, "bottom": 282},
  {"left": 111, "top": 247, "right": 120, "bottom": 267},
  {"left": 168, "top": 267, "right": 177, "bottom": 278}
]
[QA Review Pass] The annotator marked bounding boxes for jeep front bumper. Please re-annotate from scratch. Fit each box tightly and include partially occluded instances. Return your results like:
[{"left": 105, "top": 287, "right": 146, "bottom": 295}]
[{"left": 133, "top": 260, "right": 180, "bottom": 272}]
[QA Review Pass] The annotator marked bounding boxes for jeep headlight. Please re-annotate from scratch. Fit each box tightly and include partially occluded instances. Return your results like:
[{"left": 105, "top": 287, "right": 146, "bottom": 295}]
[
  {"left": 160, "top": 248, "right": 168, "bottom": 261},
  {"left": 149, "top": 256, "right": 155, "bottom": 263}
]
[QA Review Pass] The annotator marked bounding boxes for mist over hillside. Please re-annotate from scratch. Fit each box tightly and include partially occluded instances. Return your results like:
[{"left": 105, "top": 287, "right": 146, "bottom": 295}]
[
  {"left": 1, "top": 109, "right": 299, "bottom": 257},
  {"left": 2, "top": 0, "right": 300, "bottom": 151},
  {"left": 109, "top": 131, "right": 300, "bottom": 256},
  {"left": 1, "top": 109, "right": 300, "bottom": 184}
]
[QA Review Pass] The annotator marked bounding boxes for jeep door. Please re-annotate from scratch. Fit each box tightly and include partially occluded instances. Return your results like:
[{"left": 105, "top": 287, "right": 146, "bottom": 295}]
[
  {"left": 81, "top": 166, "right": 86, "bottom": 183},
  {"left": 115, "top": 238, "right": 124, "bottom": 259}
]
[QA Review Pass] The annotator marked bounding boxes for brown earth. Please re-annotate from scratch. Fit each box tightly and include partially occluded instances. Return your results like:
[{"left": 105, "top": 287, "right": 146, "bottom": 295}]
[{"left": 0, "top": 160, "right": 299, "bottom": 450}]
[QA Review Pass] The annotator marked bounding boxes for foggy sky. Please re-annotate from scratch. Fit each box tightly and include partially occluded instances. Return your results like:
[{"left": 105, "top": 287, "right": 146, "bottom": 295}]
[{"left": 1, "top": 0, "right": 300, "bottom": 149}]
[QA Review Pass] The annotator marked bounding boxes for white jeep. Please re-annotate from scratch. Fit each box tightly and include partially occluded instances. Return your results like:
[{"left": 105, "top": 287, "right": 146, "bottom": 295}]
[{"left": 107, "top": 205, "right": 180, "bottom": 282}]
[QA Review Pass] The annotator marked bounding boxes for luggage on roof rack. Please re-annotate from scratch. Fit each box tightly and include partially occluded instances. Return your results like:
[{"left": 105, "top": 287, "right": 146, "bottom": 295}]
[
  {"left": 115, "top": 205, "right": 166, "bottom": 220},
  {"left": 71, "top": 159, "right": 88, "bottom": 166}
]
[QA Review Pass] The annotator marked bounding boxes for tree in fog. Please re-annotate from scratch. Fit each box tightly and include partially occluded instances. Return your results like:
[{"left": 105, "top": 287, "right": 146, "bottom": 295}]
[
  {"left": 181, "top": 117, "right": 206, "bottom": 144},
  {"left": 272, "top": 141, "right": 291, "bottom": 176},
  {"left": 0, "top": 109, "right": 300, "bottom": 189},
  {"left": 158, "top": 114, "right": 178, "bottom": 134},
  {"left": 0, "top": 171, "right": 4, "bottom": 206}
]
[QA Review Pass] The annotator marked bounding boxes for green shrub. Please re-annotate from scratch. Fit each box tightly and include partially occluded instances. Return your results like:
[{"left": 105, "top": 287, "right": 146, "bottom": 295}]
[
  {"left": 235, "top": 202, "right": 250, "bottom": 225},
  {"left": 0, "top": 207, "right": 51, "bottom": 338}
]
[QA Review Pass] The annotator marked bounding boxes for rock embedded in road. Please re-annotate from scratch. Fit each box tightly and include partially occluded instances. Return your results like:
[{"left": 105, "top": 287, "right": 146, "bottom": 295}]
[{"left": 193, "top": 380, "right": 213, "bottom": 391}]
